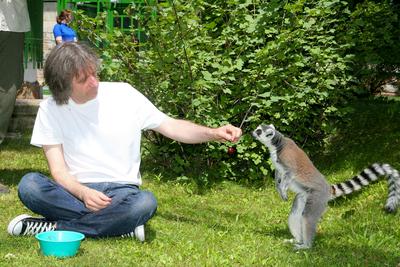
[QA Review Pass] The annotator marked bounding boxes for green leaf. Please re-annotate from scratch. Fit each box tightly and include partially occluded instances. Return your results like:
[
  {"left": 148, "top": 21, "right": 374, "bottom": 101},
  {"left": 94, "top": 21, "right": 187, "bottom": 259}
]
[{"left": 202, "top": 71, "right": 212, "bottom": 81}]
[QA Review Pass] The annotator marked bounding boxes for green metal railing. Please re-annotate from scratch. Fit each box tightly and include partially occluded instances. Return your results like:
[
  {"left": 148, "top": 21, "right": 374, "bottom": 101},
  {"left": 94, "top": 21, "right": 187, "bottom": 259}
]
[
  {"left": 57, "top": 0, "right": 158, "bottom": 43},
  {"left": 24, "top": 37, "right": 43, "bottom": 69},
  {"left": 24, "top": 0, "right": 43, "bottom": 69},
  {"left": 22, "top": 1, "right": 161, "bottom": 70}
]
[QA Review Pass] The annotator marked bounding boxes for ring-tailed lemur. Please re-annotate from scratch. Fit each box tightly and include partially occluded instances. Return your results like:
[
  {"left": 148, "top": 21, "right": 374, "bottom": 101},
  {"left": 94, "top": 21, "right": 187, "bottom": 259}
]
[{"left": 252, "top": 124, "right": 400, "bottom": 250}]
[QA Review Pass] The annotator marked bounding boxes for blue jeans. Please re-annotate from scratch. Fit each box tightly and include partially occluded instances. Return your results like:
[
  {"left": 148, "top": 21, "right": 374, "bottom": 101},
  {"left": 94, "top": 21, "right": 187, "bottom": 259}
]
[{"left": 17, "top": 172, "right": 157, "bottom": 237}]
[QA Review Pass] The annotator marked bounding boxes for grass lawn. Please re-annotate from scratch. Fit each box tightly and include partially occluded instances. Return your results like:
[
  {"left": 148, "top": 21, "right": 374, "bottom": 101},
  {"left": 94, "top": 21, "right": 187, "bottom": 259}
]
[{"left": 1, "top": 97, "right": 400, "bottom": 266}]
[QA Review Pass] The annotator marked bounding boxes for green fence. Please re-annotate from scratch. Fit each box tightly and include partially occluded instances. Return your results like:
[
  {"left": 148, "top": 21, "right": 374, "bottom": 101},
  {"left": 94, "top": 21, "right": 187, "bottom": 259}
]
[
  {"left": 24, "top": 0, "right": 43, "bottom": 69},
  {"left": 24, "top": 37, "right": 43, "bottom": 69},
  {"left": 57, "top": 0, "right": 158, "bottom": 43}
]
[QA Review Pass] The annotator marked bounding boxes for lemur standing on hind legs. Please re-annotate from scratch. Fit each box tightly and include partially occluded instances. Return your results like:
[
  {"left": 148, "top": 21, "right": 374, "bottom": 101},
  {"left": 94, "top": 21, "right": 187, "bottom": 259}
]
[{"left": 252, "top": 124, "right": 400, "bottom": 250}]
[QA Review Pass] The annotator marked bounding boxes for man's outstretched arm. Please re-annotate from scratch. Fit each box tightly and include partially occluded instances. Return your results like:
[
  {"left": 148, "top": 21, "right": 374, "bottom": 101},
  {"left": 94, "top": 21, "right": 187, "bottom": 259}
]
[{"left": 153, "top": 117, "right": 242, "bottom": 144}]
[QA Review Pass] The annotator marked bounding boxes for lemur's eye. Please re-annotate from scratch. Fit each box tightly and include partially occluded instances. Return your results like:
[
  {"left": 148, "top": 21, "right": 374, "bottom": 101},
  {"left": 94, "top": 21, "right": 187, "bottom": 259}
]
[
  {"left": 256, "top": 129, "right": 262, "bottom": 136},
  {"left": 265, "top": 129, "right": 274, "bottom": 138}
]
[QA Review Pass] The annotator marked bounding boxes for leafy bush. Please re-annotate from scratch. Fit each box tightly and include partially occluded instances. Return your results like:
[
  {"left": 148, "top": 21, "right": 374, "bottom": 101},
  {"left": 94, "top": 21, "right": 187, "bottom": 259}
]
[
  {"left": 343, "top": 0, "right": 400, "bottom": 94},
  {"left": 73, "top": 0, "right": 399, "bottom": 183}
]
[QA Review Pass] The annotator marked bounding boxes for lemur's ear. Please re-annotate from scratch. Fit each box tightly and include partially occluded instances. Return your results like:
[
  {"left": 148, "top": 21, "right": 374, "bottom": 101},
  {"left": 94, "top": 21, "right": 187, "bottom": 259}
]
[{"left": 269, "top": 124, "right": 275, "bottom": 130}]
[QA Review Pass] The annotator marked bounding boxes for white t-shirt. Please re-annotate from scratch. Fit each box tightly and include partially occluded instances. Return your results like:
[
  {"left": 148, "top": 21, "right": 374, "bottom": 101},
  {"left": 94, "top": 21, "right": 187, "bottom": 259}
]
[
  {"left": 0, "top": 0, "right": 31, "bottom": 32},
  {"left": 31, "top": 82, "right": 168, "bottom": 185}
]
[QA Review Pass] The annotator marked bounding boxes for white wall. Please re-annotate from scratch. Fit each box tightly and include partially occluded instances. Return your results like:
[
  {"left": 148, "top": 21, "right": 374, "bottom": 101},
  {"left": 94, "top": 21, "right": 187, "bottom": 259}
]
[{"left": 43, "top": 2, "right": 57, "bottom": 59}]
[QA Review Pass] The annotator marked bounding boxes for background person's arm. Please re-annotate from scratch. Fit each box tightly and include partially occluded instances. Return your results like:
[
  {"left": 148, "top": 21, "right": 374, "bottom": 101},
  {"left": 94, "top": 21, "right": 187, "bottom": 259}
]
[
  {"left": 53, "top": 24, "right": 63, "bottom": 45},
  {"left": 55, "top": 36, "right": 62, "bottom": 45}
]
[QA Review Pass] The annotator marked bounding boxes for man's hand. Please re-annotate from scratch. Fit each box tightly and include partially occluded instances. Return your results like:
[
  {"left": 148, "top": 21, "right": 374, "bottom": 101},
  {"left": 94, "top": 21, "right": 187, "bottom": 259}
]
[
  {"left": 80, "top": 187, "right": 112, "bottom": 212},
  {"left": 211, "top": 124, "right": 242, "bottom": 143}
]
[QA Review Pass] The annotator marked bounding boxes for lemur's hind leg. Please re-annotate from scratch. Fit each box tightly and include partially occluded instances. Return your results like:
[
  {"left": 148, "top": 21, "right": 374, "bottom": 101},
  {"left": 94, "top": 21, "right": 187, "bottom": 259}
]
[
  {"left": 288, "top": 193, "right": 306, "bottom": 244},
  {"left": 295, "top": 191, "right": 329, "bottom": 250}
]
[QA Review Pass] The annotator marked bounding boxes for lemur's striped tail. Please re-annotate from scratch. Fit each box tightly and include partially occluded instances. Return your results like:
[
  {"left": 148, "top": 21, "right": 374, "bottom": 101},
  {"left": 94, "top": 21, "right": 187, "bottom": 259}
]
[{"left": 329, "top": 163, "right": 400, "bottom": 213}]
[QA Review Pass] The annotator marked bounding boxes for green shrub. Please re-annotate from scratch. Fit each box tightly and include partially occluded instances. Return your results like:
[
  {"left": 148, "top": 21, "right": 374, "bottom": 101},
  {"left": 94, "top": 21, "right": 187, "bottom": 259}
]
[
  {"left": 73, "top": 0, "right": 399, "bottom": 183},
  {"left": 344, "top": 0, "right": 400, "bottom": 94}
]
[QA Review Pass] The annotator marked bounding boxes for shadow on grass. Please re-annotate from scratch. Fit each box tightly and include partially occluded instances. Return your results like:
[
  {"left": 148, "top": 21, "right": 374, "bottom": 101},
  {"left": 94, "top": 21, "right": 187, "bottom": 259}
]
[
  {"left": 0, "top": 168, "right": 45, "bottom": 187},
  {"left": 143, "top": 224, "right": 157, "bottom": 243},
  {"left": 290, "top": 242, "right": 400, "bottom": 266},
  {"left": 157, "top": 208, "right": 291, "bottom": 241},
  {"left": 315, "top": 97, "right": 400, "bottom": 174},
  {"left": 1, "top": 132, "right": 32, "bottom": 151},
  {"left": 0, "top": 132, "right": 41, "bottom": 188}
]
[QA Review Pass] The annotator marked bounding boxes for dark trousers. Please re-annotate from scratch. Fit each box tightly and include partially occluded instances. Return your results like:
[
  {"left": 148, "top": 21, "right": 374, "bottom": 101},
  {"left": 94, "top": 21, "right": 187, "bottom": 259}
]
[
  {"left": 0, "top": 31, "right": 25, "bottom": 144},
  {"left": 18, "top": 172, "right": 158, "bottom": 237}
]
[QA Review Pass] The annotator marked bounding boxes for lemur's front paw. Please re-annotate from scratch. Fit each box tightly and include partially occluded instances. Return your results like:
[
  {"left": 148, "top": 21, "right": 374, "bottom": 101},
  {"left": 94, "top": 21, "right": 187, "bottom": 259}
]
[{"left": 279, "top": 193, "right": 288, "bottom": 201}]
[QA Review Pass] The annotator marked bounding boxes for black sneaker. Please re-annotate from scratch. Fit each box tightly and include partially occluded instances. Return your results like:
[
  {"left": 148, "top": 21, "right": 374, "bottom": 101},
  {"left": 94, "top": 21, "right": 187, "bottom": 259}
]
[{"left": 7, "top": 214, "right": 56, "bottom": 236}]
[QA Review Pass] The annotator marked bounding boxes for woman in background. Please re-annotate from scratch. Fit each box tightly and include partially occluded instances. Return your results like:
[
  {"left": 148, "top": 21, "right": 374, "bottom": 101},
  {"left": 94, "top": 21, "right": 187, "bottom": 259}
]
[{"left": 53, "top": 10, "right": 77, "bottom": 45}]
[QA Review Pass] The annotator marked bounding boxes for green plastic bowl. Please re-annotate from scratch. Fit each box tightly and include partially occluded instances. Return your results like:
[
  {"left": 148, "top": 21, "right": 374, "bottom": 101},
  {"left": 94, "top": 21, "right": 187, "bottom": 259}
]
[{"left": 35, "top": 230, "right": 85, "bottom": 258}]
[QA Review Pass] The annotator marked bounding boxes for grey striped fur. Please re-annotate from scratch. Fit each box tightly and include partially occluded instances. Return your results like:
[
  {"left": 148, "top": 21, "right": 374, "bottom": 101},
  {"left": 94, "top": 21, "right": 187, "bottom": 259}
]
[{"left": 330, "top": 163, "right": 400, "bottom": 212}]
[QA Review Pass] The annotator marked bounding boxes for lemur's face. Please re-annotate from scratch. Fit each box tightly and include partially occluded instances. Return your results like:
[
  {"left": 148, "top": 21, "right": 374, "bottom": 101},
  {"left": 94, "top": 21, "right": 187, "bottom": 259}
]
[{"left": 252, "top": 124, "right": 276, "bottom": 146}]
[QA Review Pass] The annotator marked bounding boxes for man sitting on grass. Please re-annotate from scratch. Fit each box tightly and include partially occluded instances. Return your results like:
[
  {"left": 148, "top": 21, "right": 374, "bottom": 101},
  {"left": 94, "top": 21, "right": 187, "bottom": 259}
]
[{"left": 7, "top": 42, "right": 242, "bottom": 241}]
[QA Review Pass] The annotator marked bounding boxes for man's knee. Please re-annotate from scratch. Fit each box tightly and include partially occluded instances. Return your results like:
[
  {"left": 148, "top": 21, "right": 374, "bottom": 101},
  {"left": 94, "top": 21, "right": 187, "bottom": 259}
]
[
  {"left": 18, "top": 172, "right": 47, "bottom": 201},
  {"left": 124, "top": 190, "right": 158, "bottom": 221},
  {"left": 137, "top": 191, "right": 158, "bottom": 215}
]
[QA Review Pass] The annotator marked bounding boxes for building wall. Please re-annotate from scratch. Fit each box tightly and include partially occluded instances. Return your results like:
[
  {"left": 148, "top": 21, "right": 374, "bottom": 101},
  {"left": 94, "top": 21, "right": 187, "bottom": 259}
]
[{"left": 43, "top": 2, "right": 57, "bottom": 61}]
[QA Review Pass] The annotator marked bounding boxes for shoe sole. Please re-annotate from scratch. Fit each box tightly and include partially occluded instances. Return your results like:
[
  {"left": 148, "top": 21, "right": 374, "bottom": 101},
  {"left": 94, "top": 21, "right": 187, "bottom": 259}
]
[{"left": 7, "top": 214, "right": 31, "bottom": 235}]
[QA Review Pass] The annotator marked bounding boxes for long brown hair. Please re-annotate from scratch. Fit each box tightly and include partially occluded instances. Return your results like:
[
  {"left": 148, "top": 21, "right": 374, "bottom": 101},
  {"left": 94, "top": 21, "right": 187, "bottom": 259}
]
[{"left": 56, "top": 9, "right": 73, "bottom": 24}]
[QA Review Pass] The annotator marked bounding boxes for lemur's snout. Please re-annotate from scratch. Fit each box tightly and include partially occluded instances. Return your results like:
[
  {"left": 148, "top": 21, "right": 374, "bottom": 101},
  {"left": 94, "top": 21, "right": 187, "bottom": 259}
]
[{"left": 255, "top": 129, "right": 262, "bottom": 136}]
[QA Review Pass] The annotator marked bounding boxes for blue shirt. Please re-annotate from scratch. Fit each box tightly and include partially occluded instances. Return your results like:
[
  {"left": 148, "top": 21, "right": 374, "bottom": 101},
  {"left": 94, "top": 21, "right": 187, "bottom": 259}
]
[{"left": 53, "top": 23, "right": 76, "bottom": 43}]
